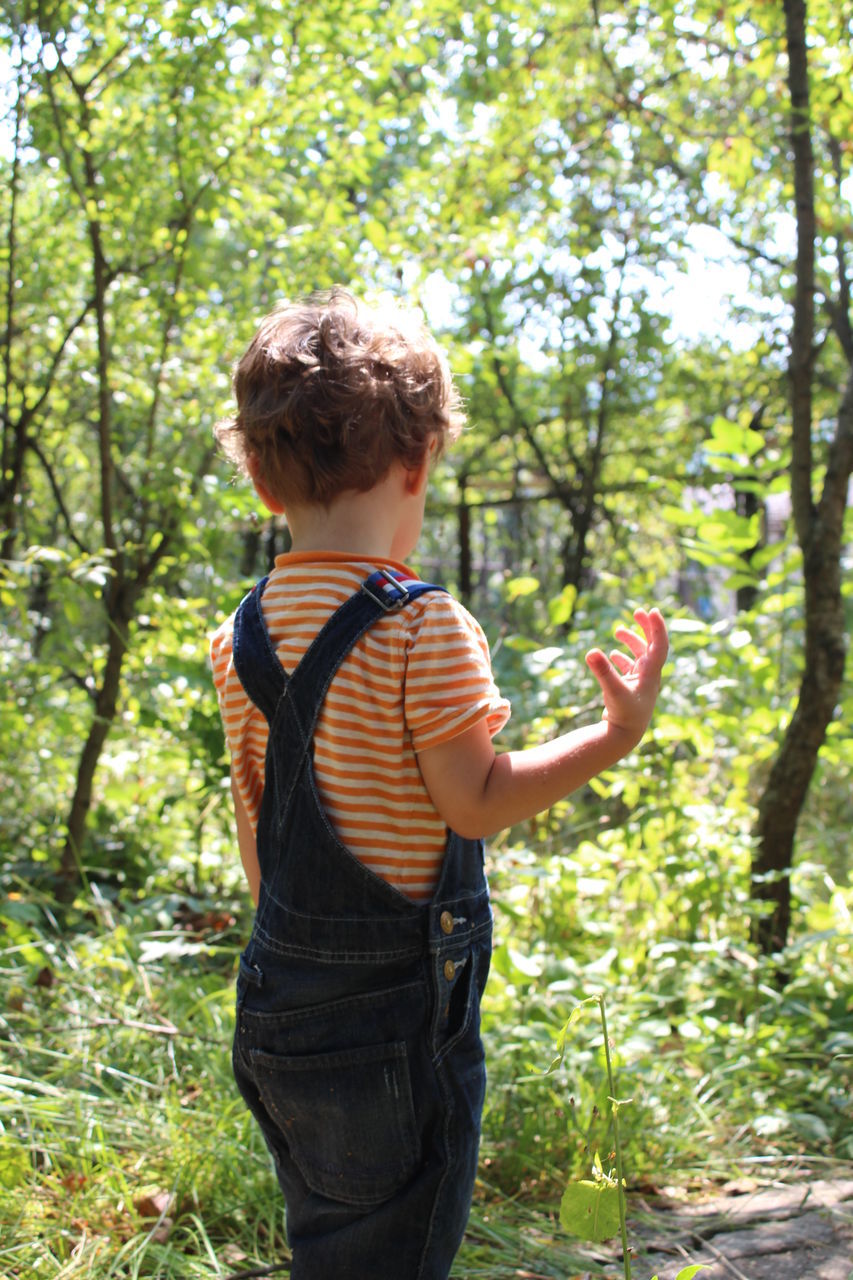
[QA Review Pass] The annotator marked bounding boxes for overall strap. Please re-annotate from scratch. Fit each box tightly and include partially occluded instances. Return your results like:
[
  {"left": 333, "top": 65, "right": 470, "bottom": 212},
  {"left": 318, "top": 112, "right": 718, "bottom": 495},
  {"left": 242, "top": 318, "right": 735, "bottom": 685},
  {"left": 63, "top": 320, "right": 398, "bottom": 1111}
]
[
  {"left": 231, "top": 569, "right": 446, "bottom": 731},
  {"left": 231, "top": 576, "right": 280, "bottom": 720}
]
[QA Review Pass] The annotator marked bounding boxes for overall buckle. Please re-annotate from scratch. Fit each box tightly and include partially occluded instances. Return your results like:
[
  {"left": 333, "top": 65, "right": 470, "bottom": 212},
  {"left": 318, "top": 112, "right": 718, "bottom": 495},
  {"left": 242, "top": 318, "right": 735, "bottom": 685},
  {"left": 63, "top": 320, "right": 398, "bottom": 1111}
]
[{"left": 361, "top": 571, "right": 412, "bottom": 611}]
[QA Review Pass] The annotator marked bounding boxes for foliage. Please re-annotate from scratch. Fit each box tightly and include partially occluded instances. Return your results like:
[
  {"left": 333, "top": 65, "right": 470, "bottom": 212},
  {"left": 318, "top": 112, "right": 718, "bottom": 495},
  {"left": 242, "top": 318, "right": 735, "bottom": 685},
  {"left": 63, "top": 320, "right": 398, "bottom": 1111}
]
[
  {"left": 477, "top": 588, "right": 851, "bottom": 1205},
  {"left": 554, "top": 998, "right": 630, "bottom": 1275},
  {"left": 1, "top": 0, "right": 852, "bottom": 1273},
  {"left": 2, "top": 786, "right": 850, "bottom": 1276}
]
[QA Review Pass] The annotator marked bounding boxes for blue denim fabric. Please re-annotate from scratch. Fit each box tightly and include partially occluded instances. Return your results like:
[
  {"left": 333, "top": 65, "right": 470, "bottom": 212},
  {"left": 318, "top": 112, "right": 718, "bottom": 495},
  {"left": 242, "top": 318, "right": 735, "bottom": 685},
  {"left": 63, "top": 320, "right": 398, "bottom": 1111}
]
[{"left": 230, "top": 572, "right": 492, "bottom": 1280}]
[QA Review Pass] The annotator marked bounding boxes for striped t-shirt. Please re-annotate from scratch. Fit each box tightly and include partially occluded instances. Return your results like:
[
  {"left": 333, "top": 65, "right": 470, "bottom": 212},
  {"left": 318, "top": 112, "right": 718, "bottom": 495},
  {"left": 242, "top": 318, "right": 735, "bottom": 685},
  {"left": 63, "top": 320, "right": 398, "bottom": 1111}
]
[{"left": 210, "top": 552, "right": 510, "bottom": 902}]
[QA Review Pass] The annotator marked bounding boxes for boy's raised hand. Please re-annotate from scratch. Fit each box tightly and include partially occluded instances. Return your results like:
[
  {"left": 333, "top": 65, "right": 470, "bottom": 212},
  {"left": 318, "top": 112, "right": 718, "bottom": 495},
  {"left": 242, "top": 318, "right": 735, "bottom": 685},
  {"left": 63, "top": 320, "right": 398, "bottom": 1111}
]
[
  {"left": 585, "top": 608, "right": 669, "bottom": 746},
  {"left": 419, "top": 605, "right": 669, "bottom": 840}
]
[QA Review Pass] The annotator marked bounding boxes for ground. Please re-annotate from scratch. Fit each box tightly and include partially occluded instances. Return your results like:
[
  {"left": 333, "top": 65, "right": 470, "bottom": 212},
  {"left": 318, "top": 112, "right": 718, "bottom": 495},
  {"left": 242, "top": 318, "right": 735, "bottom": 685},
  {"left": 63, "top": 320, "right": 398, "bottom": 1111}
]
[{"left": 633, "top": 1174, "right": 853, "bottom": 1280}]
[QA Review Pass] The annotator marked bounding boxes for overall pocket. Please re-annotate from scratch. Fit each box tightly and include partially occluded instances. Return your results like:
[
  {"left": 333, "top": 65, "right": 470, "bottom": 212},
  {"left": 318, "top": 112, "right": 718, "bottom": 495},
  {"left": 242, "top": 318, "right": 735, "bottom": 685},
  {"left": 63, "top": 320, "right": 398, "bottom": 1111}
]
[{"left": 249, "top": 1039, "right": 421, "bottom": 1207}]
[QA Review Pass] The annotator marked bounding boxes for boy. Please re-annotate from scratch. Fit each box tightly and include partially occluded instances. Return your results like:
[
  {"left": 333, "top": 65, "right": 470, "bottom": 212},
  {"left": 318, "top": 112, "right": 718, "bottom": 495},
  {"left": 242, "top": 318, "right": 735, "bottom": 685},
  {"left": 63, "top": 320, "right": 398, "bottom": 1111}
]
[{"left": 211, "top": 289, "right": 668, "bottom": 1280}]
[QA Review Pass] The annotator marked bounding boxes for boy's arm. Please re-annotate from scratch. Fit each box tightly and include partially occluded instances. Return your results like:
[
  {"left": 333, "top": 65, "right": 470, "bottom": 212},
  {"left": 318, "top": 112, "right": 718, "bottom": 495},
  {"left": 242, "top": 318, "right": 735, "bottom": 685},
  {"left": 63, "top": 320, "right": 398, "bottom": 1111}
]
[
  {"left": 231, "top": 770, "right": 261, "bottom": 906},
  {"left": 417, "top": 608, "right": 668, "bottom": 840}
]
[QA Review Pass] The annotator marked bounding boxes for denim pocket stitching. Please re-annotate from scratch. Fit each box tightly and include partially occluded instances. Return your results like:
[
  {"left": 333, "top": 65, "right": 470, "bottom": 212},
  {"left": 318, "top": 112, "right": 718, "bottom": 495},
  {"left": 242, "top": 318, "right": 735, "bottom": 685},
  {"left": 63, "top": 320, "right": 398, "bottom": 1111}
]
[
  {"left": 236, "top": 977, "right": 425, "bottom": 1026},
  {"left": 249, "top": 1039, "right": 421, "bottom": 1207}
]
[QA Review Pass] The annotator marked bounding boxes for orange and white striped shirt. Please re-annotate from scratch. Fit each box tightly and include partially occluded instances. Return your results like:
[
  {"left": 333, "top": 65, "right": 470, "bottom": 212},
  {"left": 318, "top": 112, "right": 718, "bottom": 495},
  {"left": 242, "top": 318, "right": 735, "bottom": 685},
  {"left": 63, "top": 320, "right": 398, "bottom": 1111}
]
[{"left": 210, "top": 552, "right": 510, "bottom": 902}]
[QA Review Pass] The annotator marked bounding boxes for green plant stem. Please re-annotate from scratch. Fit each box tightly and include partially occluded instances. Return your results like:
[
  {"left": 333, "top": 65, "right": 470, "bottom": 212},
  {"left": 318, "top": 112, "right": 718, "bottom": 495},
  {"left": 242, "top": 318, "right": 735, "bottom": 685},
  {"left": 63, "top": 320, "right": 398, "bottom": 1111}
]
[{"left": 599, "top": 995, "right": 631, "bottom": 1280}]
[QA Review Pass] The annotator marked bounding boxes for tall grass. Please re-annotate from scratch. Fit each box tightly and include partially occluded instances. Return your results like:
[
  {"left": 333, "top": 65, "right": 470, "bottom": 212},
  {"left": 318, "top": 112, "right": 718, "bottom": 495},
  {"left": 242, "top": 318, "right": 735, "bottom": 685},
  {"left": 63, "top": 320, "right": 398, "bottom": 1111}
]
[
  {"left": 0, "top": 889, "right": 600, "bottom": 1279},
  {"left": 2, "top": 845, "right": 851, "bottom": 1279}
]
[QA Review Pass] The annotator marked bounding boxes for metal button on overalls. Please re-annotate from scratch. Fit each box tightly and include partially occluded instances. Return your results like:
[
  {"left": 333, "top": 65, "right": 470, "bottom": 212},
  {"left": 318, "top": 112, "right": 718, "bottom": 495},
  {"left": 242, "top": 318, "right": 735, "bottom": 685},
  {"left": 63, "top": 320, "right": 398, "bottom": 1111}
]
[
  {"left": 443, "top": 959, "right": 456, "bottom": 981},
  {"left": 440, "top": 911, "right": 454, "bottom": 935}
]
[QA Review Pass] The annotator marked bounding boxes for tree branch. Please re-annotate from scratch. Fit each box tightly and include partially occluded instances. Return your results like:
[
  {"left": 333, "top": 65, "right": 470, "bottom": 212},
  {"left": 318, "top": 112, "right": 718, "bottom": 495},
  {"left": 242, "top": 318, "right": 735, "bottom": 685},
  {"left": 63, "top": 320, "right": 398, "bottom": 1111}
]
[
  {"left": 478, "top": 288, "right": 579, "bottom": 507},
  {"left": 42, "top": 56, "right": 87, "bottom": 211},
  {"left": 725, "top": 232, "right": 789, "bottom": 273},
  {"left": 23, "top": 296, "right": 97, "bottom": 425},
  {"left": 60, "top": 666, "right": 97, "bottom": 704},
  {"left": 26, "top": 436, "right": 92, "bottom": 555},
  {"left": 587, "top": 252, "right": 626, "bottom": 509},
  {"left": 2, "top": 39, "right": 23, "bottom": 468},
  {"left": 81, "top": 38, "right": 132, "bottom": 95},
  {"left": 41, "top": 36, "right": 119, "bottom": 569}
]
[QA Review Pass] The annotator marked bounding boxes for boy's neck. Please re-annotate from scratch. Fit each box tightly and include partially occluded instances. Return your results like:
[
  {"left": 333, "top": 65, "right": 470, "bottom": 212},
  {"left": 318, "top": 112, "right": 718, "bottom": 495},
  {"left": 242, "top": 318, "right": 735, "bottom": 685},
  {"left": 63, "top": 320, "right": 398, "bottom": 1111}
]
[
  {"left": 283, "top": 462, "right": 423, "bottom": 562},
  {"left": 288, "top": 530, "right": 394, "bottom": 557},
  {"left": 287, "top": 498, "right": 391, "bottom": 558}
]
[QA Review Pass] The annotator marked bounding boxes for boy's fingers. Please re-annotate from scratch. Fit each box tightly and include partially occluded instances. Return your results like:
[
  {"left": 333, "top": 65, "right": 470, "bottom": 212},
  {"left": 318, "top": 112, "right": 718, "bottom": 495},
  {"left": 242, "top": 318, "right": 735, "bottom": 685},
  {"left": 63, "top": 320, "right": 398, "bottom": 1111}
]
[
  {"left": 614, "top": 625, "right": 646, "bottom": 659},
  {"left": 624, "top": 608, "right": 669, "bottom": 665},
  {"left": 643, "top": 609, "right": 669, "bottom": 668},
  {"left": 592, "top": 611, "right": 668, "bottom": 688},
  {"left": 586, "top": 648, "right": 626, "bottom": 695}
]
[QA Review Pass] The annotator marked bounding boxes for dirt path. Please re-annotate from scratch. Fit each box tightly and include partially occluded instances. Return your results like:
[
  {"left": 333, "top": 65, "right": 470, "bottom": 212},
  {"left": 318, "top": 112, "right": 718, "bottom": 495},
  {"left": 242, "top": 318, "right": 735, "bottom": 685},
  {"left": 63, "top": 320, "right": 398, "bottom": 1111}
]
[{"left": 634, "top": 1176, "right": 853, "bottom": 1280}]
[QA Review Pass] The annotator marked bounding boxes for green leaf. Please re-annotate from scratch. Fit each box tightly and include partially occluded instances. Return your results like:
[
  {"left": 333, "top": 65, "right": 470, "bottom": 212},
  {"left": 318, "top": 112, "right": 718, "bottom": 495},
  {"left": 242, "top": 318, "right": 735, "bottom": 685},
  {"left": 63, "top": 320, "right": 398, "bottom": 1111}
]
[
  {"left": 559, "top": 1178, "right": 624, "bottom": 1242},
  {"left": 662, "top": 503, "right": 701, "bottom": 527},
  {"left": 667, "top": 618, "right": 708, "bottom": 633},
  {"left": 708, "top": 416, "right": 762, "bottom": 456},
  {"left": 674, "top": 1267, "right": 710, "bottom": 1280},
  {"left": 507, "top": 946, "right": 544, "bottom": 977},
  {"left": 547, "top": 999, "right": 598, "bottom": 1072},
  {"left": 506, "top": 575, "right": 540, "bottom": 601},
  {"left": 548, "top": 584, "right": 577, "bottom": 626}
]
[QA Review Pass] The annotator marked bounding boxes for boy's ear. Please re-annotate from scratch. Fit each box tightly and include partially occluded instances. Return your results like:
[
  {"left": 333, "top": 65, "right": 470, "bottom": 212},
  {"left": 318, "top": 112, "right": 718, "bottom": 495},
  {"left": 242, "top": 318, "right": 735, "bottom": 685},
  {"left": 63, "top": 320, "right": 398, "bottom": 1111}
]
[
  {"left": 247, "top": 452, "right": 286, "bottom": 515},
  {"left": 403, "top": 449, "right": 432, "bottom": 496}
]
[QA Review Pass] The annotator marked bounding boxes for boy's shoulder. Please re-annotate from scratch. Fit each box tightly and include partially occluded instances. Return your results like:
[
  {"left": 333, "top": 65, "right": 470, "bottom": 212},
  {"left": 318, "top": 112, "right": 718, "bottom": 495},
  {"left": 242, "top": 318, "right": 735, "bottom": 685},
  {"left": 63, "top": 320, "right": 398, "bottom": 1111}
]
[
  {"left": 207, "top": 564, "right": 490, "bottom": 663},
  {"left": 400, "top": 580, "right": 479, "bottom": 629},
  {"left": 398, "top": 583, "right": 494, "bottom": 662}
]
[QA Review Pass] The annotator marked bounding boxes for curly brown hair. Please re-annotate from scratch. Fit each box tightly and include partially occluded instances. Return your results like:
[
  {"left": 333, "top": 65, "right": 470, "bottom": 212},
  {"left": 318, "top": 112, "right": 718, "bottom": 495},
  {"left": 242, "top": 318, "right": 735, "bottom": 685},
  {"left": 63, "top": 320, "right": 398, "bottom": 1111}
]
[{"left": 214, "top": 288, "right": 465, "bottom": 507}]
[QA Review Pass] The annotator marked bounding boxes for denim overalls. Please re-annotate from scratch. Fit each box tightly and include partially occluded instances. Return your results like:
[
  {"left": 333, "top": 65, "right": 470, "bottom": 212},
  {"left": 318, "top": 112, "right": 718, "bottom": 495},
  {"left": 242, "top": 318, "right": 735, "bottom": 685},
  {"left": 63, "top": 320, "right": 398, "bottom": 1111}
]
[{"left": 230, "top": 570, "right": 493, "bottom": 1280}]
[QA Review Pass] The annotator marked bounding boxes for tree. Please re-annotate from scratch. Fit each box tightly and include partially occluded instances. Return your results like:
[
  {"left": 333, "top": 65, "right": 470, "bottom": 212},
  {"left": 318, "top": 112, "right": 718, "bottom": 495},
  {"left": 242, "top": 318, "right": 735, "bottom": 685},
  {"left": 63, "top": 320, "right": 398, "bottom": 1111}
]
[
  {"left": 749, "top": 0, "right": 853, "bottom": 953},
  {"left": 0, "top": 0, "right": 447, "bottom": 892},
  {"left": 576, "top": 0, "right": 853, "bottom": 953},
  {"left": 416, "top": 0, "right": 853, "bottom": 952},
  {"left": 393, "top": 4, "right": 698, "bottom": 609}
]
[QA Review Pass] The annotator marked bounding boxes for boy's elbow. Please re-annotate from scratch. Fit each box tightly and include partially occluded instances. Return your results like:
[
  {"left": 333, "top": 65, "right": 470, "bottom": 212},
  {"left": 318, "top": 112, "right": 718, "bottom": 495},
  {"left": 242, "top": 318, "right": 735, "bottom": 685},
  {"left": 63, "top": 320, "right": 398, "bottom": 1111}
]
[
  {"left": 438, "top": 786, "right": 502, "bottom": 841},
  {"left": 418, "top": 734, "right": 501, "bottom": 841},
  {"left": 447, "top": 813, "right": 489, "bottom": 841},
  {"left": 445, "top": 758, "right": 518, "bottom": 840},
  {"left": 428, "top": 792, "right": 485, "bottom": 840}
]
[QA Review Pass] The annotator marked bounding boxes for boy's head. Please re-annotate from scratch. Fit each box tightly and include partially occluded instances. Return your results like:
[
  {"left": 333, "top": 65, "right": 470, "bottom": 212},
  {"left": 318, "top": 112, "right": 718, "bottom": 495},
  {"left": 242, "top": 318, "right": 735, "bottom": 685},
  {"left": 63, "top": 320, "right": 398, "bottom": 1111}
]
[{"left": 215, "top": 288, "right": 465, "bottom": 508}]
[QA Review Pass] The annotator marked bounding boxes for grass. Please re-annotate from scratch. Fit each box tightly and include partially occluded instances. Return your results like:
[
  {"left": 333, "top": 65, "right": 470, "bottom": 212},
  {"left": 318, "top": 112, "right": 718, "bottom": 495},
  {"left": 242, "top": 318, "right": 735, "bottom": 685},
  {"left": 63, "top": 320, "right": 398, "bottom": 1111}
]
[
  {"left": 0, "top": 909, "right": 599, "bottom": 1280},
  {"left": 1, "top": 857, "right": 851, "bottom": 1280}
]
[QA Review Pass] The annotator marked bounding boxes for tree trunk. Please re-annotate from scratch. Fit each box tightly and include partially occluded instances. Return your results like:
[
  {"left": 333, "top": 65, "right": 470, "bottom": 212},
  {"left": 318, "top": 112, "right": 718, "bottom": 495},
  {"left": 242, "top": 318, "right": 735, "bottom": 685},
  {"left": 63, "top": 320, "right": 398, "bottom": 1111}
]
[
  {"left": 240, "top": 523, "right": 262, "bottom": 579},
  {"left": 751, "top": 467, "right": 850, "bottom": 950},
  {"left": 458, "top": 475, "right": 472, "bottom": 606},
  {"left": 749, "top": 0, "right": 853, "bottom": 954},
  {"left": 735, "top": 485, "right": 761, "bottom": 613},
  {"left": 58, "top": 585, "right": 135, "bottom": 891},
  {"left": 561, "top": 503, "right": 594, "bottom": 596},
  {"left": 1, "top": 45, "right": 26, "bottom": 563}
]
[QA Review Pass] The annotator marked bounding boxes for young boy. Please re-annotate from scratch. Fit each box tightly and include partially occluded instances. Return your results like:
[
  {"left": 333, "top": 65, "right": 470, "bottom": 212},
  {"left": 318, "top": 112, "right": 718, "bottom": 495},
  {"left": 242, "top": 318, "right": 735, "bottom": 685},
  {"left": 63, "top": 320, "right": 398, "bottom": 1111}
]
[{"left": 210, "top": 289, "right": 668, "bottom": 1280}]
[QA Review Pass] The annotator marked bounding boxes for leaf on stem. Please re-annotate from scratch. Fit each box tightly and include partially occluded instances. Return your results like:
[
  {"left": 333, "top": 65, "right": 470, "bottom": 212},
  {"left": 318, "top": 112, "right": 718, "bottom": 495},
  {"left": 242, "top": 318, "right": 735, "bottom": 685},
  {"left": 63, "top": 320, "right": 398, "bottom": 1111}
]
[
  {"left": 546, "top": 997, "right": 599, "bottom": 1073},
  {"left": 651, "top": 1267, "right": 710, "bottom": 1280},
  {"left": 559, "top": 1177, "right": 624, "bottom": 1242}
]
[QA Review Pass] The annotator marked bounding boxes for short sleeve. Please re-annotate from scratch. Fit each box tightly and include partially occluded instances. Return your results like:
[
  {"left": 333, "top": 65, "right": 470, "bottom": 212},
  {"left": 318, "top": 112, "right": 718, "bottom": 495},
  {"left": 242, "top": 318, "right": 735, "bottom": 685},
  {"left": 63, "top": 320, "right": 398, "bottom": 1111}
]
[
  {"left": 209, "top": 615, "right": 235, "bottom": 711},
  {"left": 403, "top": 594, "right": 510, "bottom": 752}
]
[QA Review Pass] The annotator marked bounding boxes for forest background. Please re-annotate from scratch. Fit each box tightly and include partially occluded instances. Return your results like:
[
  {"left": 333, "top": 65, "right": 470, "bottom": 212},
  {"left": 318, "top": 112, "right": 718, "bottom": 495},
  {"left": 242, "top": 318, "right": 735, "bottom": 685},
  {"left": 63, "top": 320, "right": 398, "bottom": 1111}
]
[{"left": 1, "top": 0, "right": 851, "bottom": 1276}]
